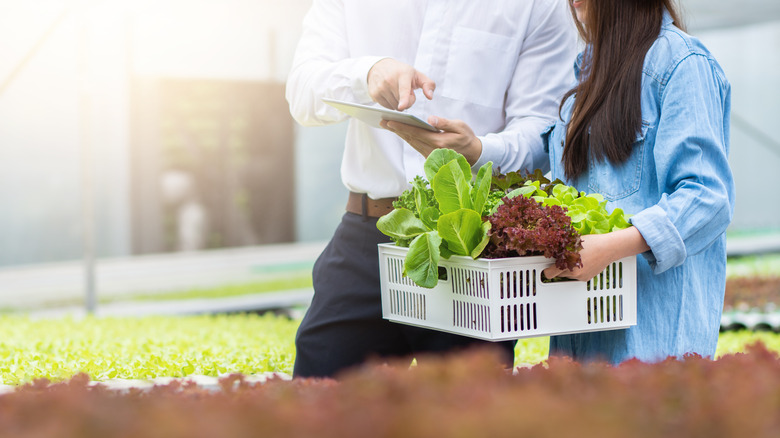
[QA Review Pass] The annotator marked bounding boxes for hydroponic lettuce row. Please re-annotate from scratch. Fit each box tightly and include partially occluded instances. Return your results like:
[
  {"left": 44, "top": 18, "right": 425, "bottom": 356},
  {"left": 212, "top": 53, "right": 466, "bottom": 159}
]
[
  {"left": 724, "top": 276, "right": 780, "bottom": 312},
  {"left": 378, "top": 150, "right": 632, "bottom": 288},
  {"left": 3, "top": 345, "right": 780, "bottom": 438},
  {"left": 0, "top": 314, "right": 298, "bottom": 385}
]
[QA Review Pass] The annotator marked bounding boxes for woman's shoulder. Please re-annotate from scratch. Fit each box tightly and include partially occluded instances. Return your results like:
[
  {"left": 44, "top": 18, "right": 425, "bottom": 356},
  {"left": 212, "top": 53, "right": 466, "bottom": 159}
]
[{"left": 643, "top": 24, "right": 725, "bottom": 86}]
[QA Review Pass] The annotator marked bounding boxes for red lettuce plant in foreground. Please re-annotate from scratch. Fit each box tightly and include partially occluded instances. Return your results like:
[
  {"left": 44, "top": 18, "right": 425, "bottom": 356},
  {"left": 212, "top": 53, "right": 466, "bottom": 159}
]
[
  {"left": 4, "top": 345, "right": 780, "bottom": 438},
  {"left": 482, "top": 195, "right": 583, "bottom": 270}
]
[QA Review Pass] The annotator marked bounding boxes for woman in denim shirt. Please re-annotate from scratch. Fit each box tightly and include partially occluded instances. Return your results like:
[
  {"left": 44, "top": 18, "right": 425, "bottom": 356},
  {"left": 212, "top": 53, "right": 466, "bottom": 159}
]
[{"left": 542, "top": 0, "right": 735, "bottom": 364}]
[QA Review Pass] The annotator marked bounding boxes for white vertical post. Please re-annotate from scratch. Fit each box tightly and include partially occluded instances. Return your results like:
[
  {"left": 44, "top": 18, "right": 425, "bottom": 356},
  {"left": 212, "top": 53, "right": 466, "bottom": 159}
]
[{"left": 79, "top": 6, "right": 97, "bottom": 314}]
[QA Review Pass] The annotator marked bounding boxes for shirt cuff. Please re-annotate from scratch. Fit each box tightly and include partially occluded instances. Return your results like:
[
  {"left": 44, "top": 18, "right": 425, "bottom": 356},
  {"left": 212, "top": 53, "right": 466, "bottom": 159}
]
[
  {"left": 351, "top": 56, "right": 390, "bottom": 104},
  {"left": 472, "top": 134, "right": 503, "bottom": 171},
  {"left": 629, "top": 204, "right": 687, "bottom": 274}
]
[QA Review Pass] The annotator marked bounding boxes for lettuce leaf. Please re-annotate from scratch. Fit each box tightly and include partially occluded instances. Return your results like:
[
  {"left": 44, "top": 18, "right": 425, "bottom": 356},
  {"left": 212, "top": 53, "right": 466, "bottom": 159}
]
[
  {"left": 403, "top": 231, "right": 442, "bottom": 289},
  {"left": 424, "top": 149, "right": 471, "bottom": 182},
  {"left": 471, "top": 162, "right": 493, "bottom": 215},
  {"left": 437, "top": 209, "right": 490, "bottom": 258},
  {"left": 376, "top": 209, "right": 428, "bottom": 246},
  {"left": 431, "top": 160, "right": 474, "bottom": 214}
]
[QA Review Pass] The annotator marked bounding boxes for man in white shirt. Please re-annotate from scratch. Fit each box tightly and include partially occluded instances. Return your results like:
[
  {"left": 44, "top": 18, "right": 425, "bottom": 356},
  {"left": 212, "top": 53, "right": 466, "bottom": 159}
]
[{"left": 286, "top": 0, "right": 577, "bottom": 378}]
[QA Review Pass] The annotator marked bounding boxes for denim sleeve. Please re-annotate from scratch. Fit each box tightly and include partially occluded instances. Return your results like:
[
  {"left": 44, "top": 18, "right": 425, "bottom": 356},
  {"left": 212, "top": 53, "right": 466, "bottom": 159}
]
[{"left": 630, "top": 53, "right": 735, "bottom": 274}]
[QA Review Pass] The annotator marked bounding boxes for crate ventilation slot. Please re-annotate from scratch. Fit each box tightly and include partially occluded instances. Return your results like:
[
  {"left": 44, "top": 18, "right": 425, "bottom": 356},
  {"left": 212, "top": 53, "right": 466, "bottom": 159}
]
[
  {"left": 386, "top": 257, "right": 417, "bottom": 287},
  {"left": 587, "top": 294, "right": 623, "bottom": 324},
  {"left": 388, "top": 289, "right": 427, "bottom": 320},
  {"left": 453, "top": 301, "right": 490, "bottom": 333},
  {"left": 587, "top": 262, "right": 623, "bottom": 291},
  {"left": 500, "top": 303, "right": 537, "bottom": 333},
  {"left": 499, "top": 269, "right": 536, "bottom": 299},
  {"left": 451, "top": 268, "right": 489, "bottom": 299}
]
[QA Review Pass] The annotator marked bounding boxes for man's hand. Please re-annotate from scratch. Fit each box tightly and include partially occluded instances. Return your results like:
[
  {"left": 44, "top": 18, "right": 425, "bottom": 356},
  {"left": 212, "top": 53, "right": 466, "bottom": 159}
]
[
  {"left": 367, "top": 58, "right": 435, "bottom": 111},
  {"left": 381, "top": 116, "right": 483, "bottom": 165}
]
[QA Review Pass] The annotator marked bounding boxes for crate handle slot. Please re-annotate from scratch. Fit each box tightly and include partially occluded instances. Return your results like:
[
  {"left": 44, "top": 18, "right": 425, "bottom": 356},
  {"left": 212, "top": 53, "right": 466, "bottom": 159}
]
[{"left": 438, "top": 266, "right": 448, "bottom": 281}]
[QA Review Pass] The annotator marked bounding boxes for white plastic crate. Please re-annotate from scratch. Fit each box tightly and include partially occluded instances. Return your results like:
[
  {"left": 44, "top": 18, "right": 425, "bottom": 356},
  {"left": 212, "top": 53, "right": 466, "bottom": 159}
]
[{"left": 378, "top": 243, "right": 637, "bottom": 341}]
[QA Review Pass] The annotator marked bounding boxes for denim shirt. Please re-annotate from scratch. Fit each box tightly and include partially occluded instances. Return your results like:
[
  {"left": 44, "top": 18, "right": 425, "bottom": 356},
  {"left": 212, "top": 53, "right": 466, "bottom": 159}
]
[{"left": 543, "top": 13, "right": 735, "bottom": 364}]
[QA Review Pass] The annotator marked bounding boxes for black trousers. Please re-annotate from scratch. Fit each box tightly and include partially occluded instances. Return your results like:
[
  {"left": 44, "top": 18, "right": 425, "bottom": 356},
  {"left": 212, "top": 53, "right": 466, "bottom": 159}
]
[{"left": 293, "top": 212, "right": 515, "bottom": 378}]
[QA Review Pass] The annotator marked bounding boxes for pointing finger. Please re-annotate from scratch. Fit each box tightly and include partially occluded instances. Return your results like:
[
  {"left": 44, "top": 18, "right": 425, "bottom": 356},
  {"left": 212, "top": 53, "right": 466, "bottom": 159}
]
[
  {"left": 397, "top": 70, "right": 415, "bottom": 111},
  {"left": 416, "top": 71, "right": 436, "bottom": 100}
]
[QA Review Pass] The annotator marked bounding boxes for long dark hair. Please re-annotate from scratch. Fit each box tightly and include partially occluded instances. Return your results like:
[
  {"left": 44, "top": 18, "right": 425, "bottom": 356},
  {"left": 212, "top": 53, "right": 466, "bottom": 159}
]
[{"left": 561, "top": 0, "right": 684, "bottom": 180}]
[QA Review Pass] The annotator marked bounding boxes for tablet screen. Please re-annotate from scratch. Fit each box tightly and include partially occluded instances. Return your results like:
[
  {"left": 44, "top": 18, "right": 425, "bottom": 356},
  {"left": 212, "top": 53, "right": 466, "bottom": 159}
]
[{"left": 322, "top": 98, "right": 438, "bottom": 132}]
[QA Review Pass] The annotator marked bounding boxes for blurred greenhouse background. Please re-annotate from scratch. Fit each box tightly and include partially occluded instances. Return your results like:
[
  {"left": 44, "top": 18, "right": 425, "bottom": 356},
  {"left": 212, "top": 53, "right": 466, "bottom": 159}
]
[{"left": 0, "top": 0, "right": 779, "bottom": 311}]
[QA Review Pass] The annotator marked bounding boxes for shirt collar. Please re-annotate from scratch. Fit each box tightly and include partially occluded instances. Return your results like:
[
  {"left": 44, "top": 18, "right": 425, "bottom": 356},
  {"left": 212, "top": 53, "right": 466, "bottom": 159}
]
[
  {"left": 662, "top": 9, "right": 674, "bottom": 28},
  {"left": 574, "top": 47, "right": 589, "bottom": 81}
]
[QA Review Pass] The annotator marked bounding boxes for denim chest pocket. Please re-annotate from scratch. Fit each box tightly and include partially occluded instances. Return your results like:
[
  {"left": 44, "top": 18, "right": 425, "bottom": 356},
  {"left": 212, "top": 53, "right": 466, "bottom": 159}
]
[
  {"left": 440, "top": 27, "right": 517, "bottom": 109},
  {"left": 587, "top": 123, "right": 650, "bottom": 201}
]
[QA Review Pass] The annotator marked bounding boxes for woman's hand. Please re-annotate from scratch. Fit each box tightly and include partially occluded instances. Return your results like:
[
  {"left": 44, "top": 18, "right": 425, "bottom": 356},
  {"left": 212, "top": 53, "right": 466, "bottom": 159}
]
[
  {"left": 543, "top": 226, "right": 650, "bottom": 281},
  {"left": 543, "top": 234, "right": 616, "bottom": 281}
]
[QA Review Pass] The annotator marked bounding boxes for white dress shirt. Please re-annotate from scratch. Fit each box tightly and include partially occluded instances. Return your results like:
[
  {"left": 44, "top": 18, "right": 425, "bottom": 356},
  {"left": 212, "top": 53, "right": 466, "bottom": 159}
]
[{"left": 286, "top": 0, "right": 577, "bottom": 199}]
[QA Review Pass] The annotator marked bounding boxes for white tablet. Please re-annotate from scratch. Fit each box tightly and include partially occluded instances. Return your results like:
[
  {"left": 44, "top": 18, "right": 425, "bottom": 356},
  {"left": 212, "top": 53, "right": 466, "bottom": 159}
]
[{"left": 322, "top": 98, "right": 438, "bottom": 132}]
